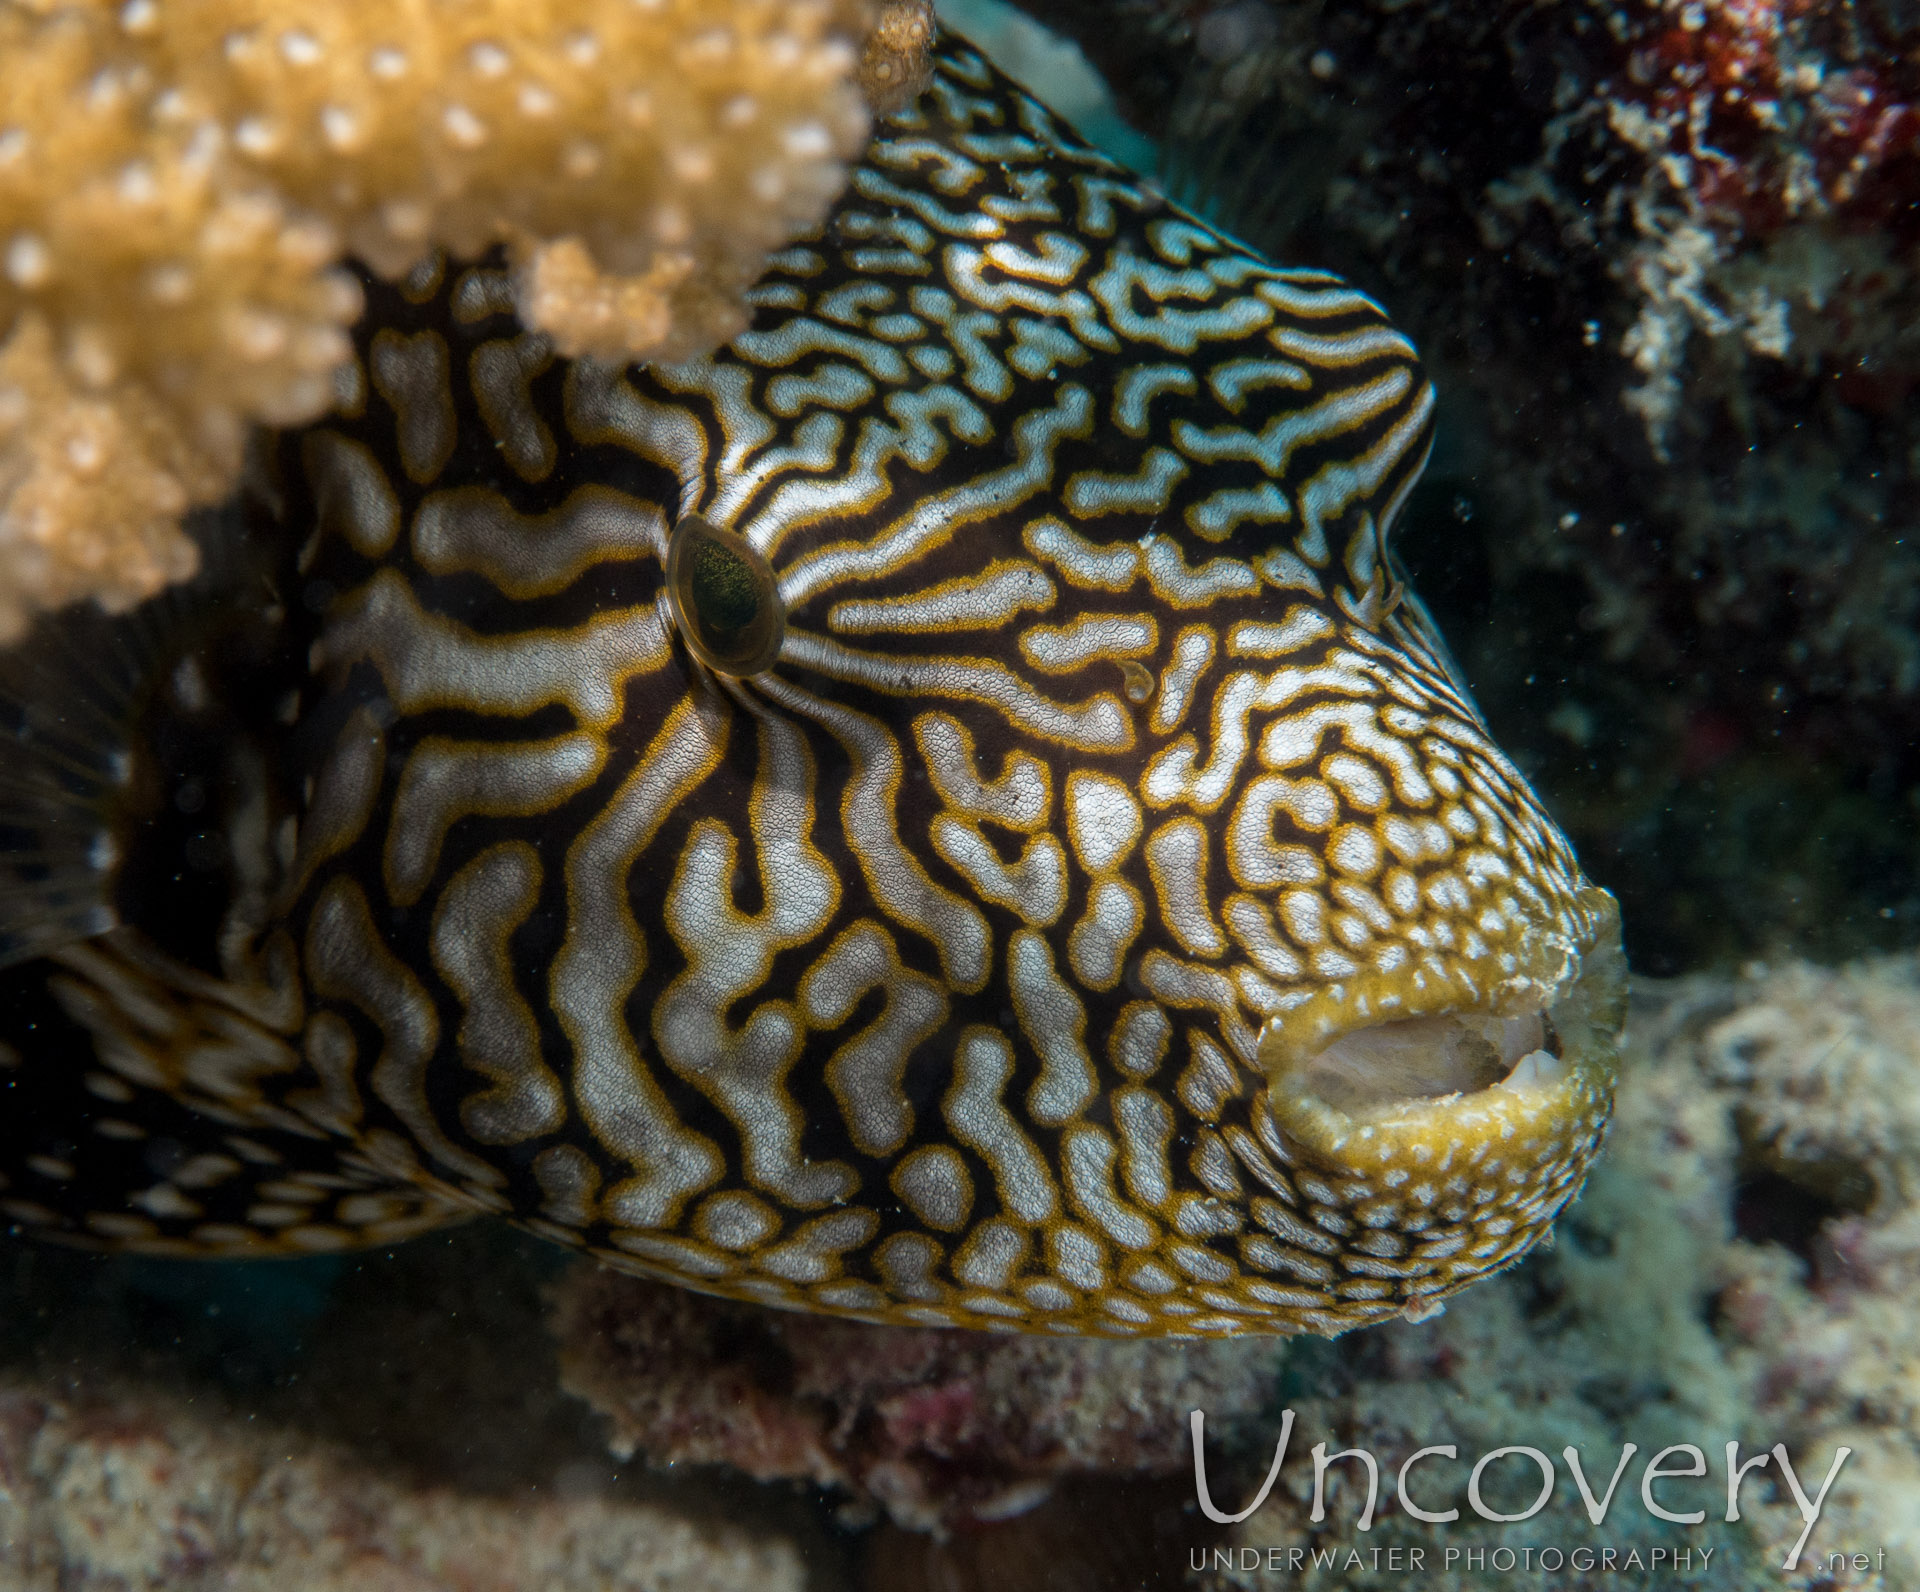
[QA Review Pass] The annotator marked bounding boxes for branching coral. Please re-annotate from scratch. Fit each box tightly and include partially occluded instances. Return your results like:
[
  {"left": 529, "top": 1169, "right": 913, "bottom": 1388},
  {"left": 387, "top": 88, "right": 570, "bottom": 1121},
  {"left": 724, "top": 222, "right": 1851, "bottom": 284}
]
[{"left": 0, "top": 0, "right": 883, "bottom": 642}]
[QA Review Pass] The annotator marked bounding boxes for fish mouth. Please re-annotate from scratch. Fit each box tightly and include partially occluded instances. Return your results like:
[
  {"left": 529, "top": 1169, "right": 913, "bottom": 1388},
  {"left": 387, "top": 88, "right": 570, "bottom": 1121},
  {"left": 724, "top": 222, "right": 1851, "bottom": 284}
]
[
  {"left": 1263, "top": 937, "right": 1622, "bottom": 1143},
  {"left": 1284, "top": 1003, "right": 1576, "bottom": 1118},
  {"left": 1252, "top": 901, "right": 1626, "bottom": 1304},
  {"left": 1261, "top": 892, "right": 1624, "bottom": 1132}
]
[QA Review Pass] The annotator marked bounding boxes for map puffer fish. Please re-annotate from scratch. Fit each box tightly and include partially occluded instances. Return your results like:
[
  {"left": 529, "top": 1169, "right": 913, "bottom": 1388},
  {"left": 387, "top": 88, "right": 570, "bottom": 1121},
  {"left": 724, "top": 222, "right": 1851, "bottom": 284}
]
[{"left": 0, "top": 36, "right": 1624, "bottom": 1338}]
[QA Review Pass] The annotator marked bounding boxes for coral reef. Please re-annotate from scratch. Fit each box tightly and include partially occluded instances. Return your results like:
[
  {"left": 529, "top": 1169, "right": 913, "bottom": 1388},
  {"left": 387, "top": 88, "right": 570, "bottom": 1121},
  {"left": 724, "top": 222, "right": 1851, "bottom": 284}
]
[
  {"left": 860, "top": 1478, "right": 1202, "bottom": 1592},
  {"left": 1186, "top": 952, "right": 1920, "bottom": 1591},
  {"left": 551, "top": 1266, "right": 1284, "bottom": 1533},
  {"left": 0, "top": 1376, "right": 806, "bottom": 1592},
  {"left": 996, "top": 0, "right": 1920, "bottom": 969},
  {"left": 0, "top": 0, "right": 882, "bottom": 641},
  {"left": 0, "top": 1225, "right": 838, "bottom": 1591},
  {"left": 1702, "top": 954, "right": 1920, "bottom": 1204}
]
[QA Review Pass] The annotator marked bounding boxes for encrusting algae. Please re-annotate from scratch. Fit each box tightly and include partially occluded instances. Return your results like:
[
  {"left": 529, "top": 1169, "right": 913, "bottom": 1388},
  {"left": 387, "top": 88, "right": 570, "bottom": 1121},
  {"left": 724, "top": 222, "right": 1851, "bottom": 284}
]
[{"left": 0, "top": 0, "right": 893, "bottom": 642}]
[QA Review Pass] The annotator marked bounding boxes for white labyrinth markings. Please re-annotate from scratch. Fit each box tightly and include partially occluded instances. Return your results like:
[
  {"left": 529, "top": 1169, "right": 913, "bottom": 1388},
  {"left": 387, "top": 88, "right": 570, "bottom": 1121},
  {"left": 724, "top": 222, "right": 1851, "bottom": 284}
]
[
  {"left": 830, "top": 563, "right": 1055, "bottom": 635},
  {"left": 656, "top": 716, "right": 854, "bottom": 1209},
  {"left": 799, "top": 922, "right": 947, "bottom": 1158},
  {"left": 551, "top": 697, "right": 725, "bottom": 1229},
  {"left": 759, "top": 677, "right": 991, "bottom": 991}
]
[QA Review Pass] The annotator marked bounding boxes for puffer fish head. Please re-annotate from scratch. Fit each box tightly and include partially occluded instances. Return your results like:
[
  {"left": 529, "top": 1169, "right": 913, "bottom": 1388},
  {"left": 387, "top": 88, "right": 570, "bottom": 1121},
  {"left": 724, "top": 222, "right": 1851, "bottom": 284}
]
[{"left": 254, "top": 36, "right": 1628, "bottom": 1337}]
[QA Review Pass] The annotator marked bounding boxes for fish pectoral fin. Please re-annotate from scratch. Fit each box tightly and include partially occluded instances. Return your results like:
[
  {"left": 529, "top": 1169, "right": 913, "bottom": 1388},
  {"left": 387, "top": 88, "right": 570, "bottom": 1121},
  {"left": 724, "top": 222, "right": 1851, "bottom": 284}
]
[{"left": 0, "top": 957, "right": 471, "bottom": 1258}]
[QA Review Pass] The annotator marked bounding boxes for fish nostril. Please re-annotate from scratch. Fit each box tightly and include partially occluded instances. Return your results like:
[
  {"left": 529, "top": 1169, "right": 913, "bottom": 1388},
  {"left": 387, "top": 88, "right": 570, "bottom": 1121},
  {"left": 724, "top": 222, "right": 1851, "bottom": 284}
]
[{"left": 664, "top": 512, "right": 786, "bottom": 677}]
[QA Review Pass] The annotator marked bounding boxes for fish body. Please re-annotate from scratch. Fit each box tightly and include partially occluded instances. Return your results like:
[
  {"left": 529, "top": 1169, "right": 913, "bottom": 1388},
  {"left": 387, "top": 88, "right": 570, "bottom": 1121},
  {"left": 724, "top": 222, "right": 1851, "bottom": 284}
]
[{"left": 0, "top": 37, "right": 1622, "bottom": 1337}]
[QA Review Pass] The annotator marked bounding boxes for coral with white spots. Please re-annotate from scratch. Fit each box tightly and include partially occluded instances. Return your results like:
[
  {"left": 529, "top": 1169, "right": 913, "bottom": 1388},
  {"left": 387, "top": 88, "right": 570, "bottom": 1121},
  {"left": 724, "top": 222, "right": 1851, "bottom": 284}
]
[
  {"left": 858, "top": 0, "right": 936, "bottom": 115},
  {"left": 0, "top": 0, "right": 882, "bottom": 642}
]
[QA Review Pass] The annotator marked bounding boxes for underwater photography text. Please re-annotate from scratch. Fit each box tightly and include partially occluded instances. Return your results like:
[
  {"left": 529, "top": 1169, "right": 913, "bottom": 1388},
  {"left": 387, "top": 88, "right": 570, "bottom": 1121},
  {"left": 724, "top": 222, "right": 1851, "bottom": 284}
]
[{"left": 1188, "top": 1410, "right": 1855, "bottom": 1574}]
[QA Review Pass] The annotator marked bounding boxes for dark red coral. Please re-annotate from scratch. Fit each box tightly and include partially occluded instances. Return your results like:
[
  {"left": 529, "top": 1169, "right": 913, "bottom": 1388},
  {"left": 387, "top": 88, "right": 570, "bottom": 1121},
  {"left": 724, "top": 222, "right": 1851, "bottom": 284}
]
[
  {"left": 549, "top": 1266, "right": 1283, "bottom": 1532},
  {"left": 1615, "top": 0, "right": 1920, "bottom": 240}
]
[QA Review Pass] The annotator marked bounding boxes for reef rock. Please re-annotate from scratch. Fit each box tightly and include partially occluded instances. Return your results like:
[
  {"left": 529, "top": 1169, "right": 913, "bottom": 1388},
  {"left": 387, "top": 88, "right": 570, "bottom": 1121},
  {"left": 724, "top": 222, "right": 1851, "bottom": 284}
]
[
  {"left": 0, "top": 1375, "right": 807, "bottom": 1592},
  {"left": 0, "top": 1222, "right": 837, "bottom": 1592},
  {"left": 552, "top": 1266, "right": 1285, "bottom": 1533}
]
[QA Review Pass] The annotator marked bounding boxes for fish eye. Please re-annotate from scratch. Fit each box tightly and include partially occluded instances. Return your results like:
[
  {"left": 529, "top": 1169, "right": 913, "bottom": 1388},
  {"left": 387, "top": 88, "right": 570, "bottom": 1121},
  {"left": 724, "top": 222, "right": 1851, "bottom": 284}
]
[{"left": 664, "top": 513, "right": 785, "bottom": 677}]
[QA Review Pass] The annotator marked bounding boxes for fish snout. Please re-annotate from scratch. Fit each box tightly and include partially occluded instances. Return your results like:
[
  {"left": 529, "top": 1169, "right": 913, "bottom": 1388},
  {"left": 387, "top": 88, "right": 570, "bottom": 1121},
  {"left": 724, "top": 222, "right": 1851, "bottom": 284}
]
[{"left": 1246, "top": 887, "right": 1625, "bottom": 1306}]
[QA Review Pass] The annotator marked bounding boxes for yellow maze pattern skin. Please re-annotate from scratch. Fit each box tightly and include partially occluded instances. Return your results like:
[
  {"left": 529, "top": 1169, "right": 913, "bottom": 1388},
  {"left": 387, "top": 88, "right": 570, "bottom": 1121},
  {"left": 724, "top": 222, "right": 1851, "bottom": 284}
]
[{"left": 0, "top": 38, "right": 1624, "bottom": 1337}]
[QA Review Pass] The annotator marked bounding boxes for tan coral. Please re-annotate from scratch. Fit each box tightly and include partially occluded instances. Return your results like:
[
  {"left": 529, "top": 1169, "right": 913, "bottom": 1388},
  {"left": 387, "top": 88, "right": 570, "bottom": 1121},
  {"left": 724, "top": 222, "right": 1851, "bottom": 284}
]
[
  {"left": 0, "top": 2, "right": 363, "bottom": 636},
  {"left": 0, "top": 0, "right": 884, "bottom": 641},
  {"left": 0, "top": 1374, "right": 810, "bottom": 1592},
  {"left": 0, "top": 316, "right": 202, "bottom": 641},
  {"left": 859, "top": 0, "right": 936, "bottom": 115},
  {"left": 141, "top": 0, "right": 878, "bottom": 348}
]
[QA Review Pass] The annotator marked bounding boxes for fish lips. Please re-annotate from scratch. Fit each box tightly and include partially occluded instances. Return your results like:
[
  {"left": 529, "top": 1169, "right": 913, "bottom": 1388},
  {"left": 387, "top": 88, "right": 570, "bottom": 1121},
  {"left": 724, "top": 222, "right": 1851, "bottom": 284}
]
[{"left": 1251, "top": 886, "right": 1625, "bottom": 1301}]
